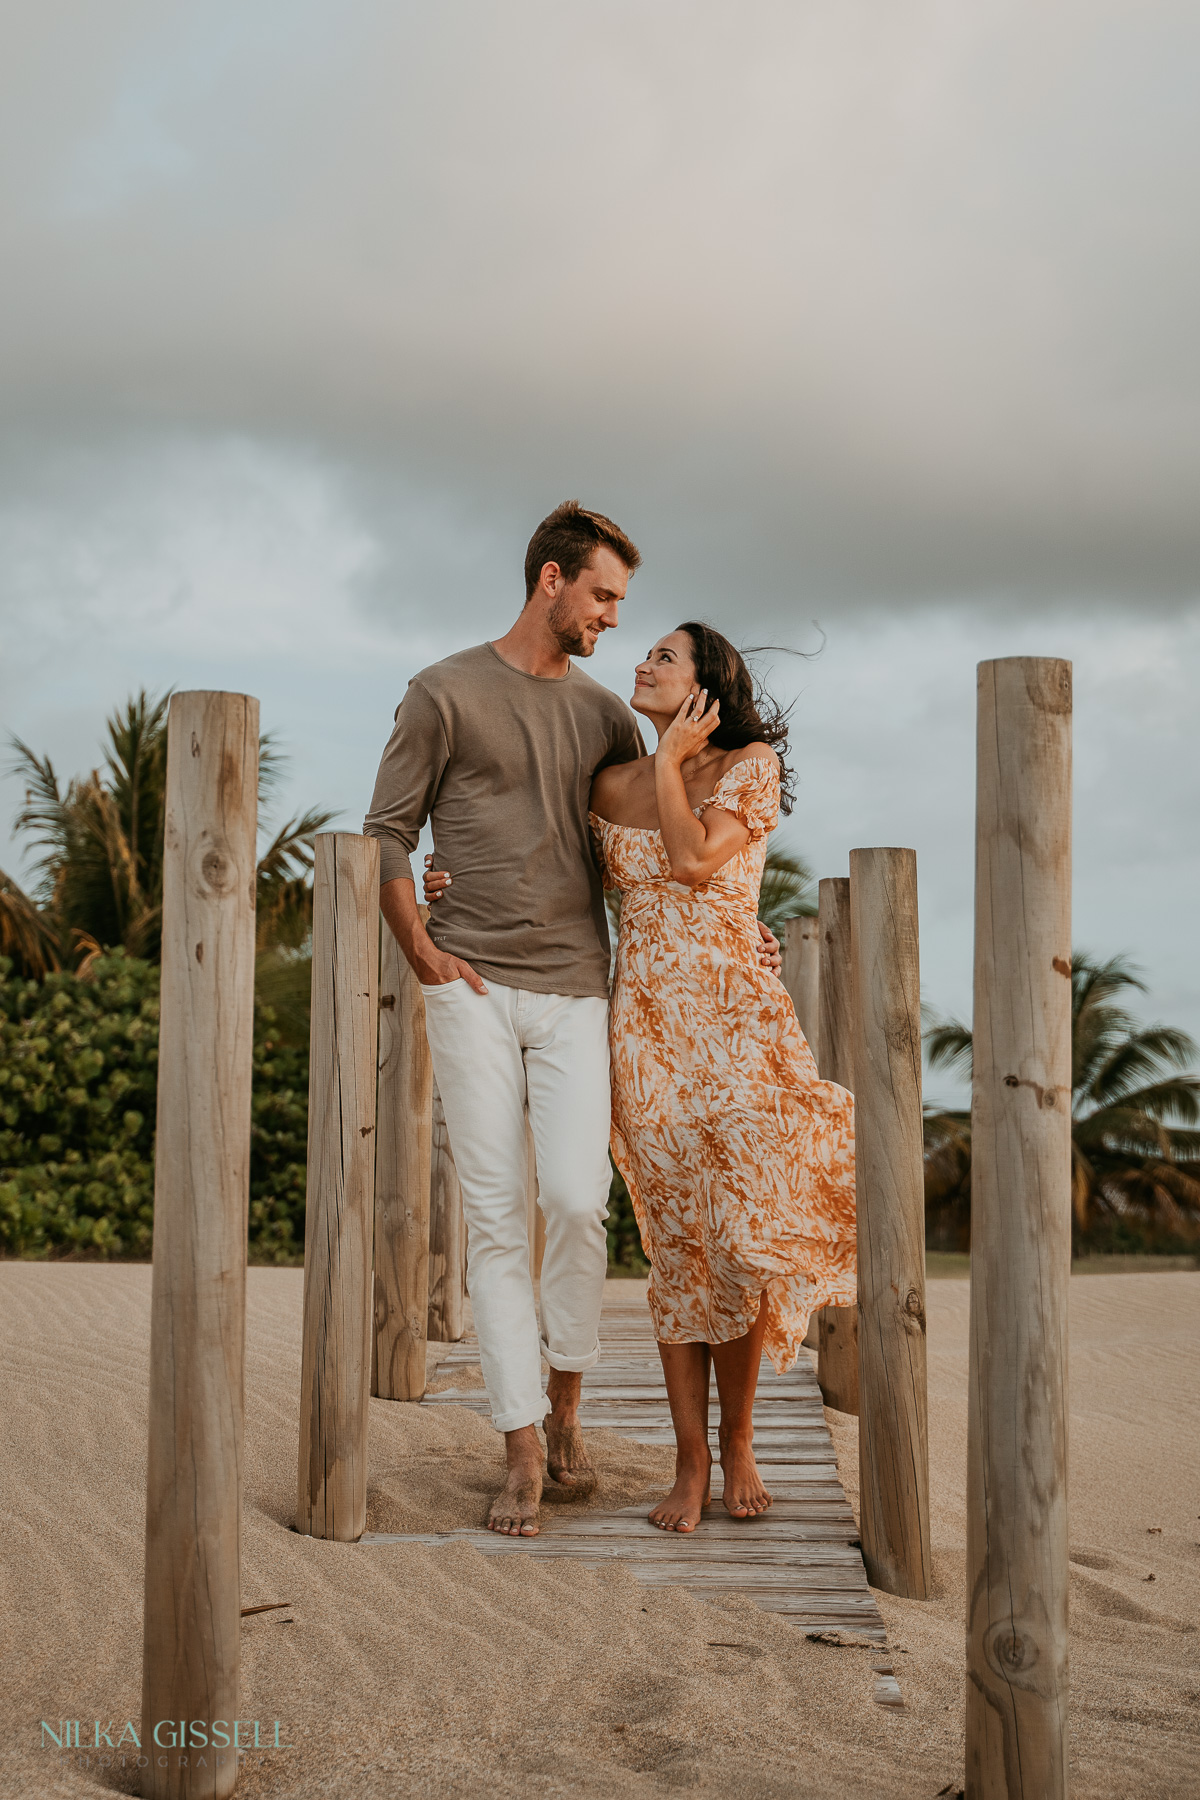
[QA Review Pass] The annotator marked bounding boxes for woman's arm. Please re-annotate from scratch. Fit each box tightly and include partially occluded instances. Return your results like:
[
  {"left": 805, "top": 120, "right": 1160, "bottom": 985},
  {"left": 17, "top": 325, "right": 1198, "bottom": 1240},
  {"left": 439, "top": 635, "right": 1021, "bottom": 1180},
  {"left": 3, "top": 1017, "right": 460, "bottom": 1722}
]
[{"left": 654, "top": 694, "right": 751, "bottom": 887}]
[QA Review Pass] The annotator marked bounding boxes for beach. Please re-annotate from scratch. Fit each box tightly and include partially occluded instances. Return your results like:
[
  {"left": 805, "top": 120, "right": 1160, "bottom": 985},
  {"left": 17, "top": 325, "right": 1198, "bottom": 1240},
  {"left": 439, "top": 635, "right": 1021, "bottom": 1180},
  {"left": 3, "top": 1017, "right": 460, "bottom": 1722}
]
[{"left": 1, "top": 1265, "right": 1197, "bottom": 1799}]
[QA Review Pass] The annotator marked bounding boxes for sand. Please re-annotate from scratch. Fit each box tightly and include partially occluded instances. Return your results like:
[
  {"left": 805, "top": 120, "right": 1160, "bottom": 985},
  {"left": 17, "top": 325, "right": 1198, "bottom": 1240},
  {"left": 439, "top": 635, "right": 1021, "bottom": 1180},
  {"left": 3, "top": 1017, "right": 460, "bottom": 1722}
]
[{"left": 1, "top": 1266, "right": 1197, "bottom": 1799}]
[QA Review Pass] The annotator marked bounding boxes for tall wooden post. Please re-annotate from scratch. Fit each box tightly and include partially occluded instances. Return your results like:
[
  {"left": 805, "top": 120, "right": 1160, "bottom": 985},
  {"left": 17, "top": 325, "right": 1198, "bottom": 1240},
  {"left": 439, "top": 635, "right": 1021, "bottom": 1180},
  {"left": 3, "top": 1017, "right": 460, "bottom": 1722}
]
[
  {"left": 782, "top": 913, "right": 821, "bottom": 1062},
  {"left": 427, "top": 1080, "right": 467, "bottom": 1342},
  {"left": 296, "top": 834, "right": 380, "bottom": 1541},
  {"left": 849, "top": 847, "right": 931, "bottom": 1600},
  {"left": 815, "top": 878, "right": 858, "bottom": 1413},
  {"left": 967, "top": 659, "right": 1072, "bottom": 1799},
  {"left": 142, "top": 692, "right": 258, "bottom": 1800},
  {"left": 373, "top": 928, "right": 432, "bottom": 1399}
]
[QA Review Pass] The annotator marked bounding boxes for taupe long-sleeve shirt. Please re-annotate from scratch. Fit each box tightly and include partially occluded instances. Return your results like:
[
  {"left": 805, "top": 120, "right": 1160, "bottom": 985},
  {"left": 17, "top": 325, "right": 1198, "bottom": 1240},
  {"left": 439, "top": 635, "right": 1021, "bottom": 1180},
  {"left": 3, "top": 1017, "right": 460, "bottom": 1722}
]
[{"left": 363, "top": 642, "right": 644, "bottom": 997}]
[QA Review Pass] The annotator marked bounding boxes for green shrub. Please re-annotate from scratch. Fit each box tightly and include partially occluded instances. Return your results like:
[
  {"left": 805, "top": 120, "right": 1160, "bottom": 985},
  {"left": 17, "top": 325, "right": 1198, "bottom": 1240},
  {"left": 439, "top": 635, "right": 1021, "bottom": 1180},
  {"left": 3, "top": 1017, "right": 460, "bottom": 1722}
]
[{"left": 0, "top": 953, "right": 308, "bottom": 1262}]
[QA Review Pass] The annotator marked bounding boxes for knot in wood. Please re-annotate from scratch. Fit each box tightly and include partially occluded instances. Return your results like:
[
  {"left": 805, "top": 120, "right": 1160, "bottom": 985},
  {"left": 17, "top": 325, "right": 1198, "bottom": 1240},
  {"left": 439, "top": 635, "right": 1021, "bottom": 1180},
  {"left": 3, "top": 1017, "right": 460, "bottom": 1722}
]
[
  {"left": 984, "top": 1622, "right": 1038, "bottom": 1679},
  {"left": 902, "top": 1288, "right": 926, "bottom": 1333},
  {"left": 197, "top": 841, "right": 238, "bottom": 897}
]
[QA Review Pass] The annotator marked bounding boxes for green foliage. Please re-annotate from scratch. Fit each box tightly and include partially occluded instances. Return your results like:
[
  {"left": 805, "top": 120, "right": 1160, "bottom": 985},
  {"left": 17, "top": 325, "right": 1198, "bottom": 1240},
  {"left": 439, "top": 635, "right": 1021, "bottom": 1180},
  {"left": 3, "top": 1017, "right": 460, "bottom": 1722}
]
[
  {"left": 757, "top": 840, "right": 817, "bottom": 933},
  {"left": 923, "top": 951, "right": 1200, "bottom": 1256},
  {"left": 606, "top": 1158, "right": 650, "bottom": 1275},
  {"left": 0, "top": 952, "right": 309, "bottom": 1263}
]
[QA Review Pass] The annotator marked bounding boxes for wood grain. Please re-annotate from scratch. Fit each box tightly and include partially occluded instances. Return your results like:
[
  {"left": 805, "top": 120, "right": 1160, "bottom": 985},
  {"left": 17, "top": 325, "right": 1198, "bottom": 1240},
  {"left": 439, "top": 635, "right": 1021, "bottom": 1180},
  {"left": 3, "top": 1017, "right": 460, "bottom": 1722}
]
[
  {"left": 816, "top": 876, "right": 859, "bottom": 1415},
  {"left": 849, "top": 846, "right": 931, "bottom": 1600},
  {"left": 817, "top": 1303, "right": 859, "bottom": 1415},
  {"left": 296, "top": 834, "right": 380, "bottom": 1541},
  {"left": 427, "top": 1080, "right": 467, "bottom": 1342},
  {"left": 373, "top": 927, "right": 432, "bottom": 1399},
  {"left": 141, "top": 692, "right": 258, "bottom": 1800},
  {"left": 782, "top": 913, "right": 821, "bottom": 1063},
  {"left": 966, "top": 658, "right": 1072, "bottom": 1799}
]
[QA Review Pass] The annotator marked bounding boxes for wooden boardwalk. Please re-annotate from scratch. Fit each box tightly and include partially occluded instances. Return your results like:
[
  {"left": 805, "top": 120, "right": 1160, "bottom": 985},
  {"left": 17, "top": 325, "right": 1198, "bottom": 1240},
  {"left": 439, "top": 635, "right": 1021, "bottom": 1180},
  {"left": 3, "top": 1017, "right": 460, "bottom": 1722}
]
[{"left": 361, "top": 1283, "right": 886, "bottom": 1644}]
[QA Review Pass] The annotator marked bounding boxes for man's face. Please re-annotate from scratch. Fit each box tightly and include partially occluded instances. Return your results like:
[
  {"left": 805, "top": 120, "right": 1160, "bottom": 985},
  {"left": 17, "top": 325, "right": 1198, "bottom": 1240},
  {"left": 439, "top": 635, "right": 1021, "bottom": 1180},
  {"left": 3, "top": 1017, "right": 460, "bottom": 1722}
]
[{"left": 542, "top": 546, "right": 629, "bottom": 657}]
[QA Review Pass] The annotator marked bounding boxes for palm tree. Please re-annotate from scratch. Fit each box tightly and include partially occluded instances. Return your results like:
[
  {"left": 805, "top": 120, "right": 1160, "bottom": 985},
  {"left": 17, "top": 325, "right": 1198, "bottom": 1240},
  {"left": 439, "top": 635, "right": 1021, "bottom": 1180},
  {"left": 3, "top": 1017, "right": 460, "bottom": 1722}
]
[
  {"left": 757, "top": 843, "right": 817, "bottom": 935},
  {"left": 924, "top": 953, "right": 1200, "bottom": 1253},
  {"left": 6, "top": 691, "right": 336, "bottom": 975}
]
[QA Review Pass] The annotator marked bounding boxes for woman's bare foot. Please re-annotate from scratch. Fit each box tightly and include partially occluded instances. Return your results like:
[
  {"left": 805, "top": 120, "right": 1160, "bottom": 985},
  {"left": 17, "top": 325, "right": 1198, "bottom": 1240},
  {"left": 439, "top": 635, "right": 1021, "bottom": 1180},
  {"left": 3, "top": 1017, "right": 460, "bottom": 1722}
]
[
  {"left": 719, "top": 1428, "right": 771, "bottom": 1518},
  {"left": 649, "top": 1455, "right": 712, "bottom": 1532},
  {"left": 488, "top": 1426, "right": 543, "bottom": 1535}
]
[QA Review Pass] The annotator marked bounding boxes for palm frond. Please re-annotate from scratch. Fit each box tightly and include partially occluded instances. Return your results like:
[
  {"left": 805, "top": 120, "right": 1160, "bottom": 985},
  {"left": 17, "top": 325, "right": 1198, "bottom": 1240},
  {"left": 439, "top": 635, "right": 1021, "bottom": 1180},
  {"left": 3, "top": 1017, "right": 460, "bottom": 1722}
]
[
  {"left": 757, "top": 840, "right": 816, "bottom": 934},
  {"left": 0, "top": 866, "right": 63, "bottom": 977},
  {"left": 925, "top": 1019, "right": 974, "bottom": 1080}
]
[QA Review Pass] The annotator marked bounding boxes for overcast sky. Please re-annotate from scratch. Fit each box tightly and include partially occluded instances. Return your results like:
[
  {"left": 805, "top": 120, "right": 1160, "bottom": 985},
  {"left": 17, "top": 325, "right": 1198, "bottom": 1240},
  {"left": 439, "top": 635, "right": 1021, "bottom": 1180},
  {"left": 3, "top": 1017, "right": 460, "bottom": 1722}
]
[{"left": 2, "top": 0, "right": 1197, "bottom": 1099}]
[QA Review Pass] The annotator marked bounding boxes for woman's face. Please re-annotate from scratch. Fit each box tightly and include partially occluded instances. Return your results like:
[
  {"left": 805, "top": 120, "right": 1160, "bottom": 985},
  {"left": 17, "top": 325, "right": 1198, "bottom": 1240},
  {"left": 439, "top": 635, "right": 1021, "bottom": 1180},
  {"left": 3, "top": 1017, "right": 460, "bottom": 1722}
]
[{"left": 632, "top": 630, "right": 700, "bottom": 718}]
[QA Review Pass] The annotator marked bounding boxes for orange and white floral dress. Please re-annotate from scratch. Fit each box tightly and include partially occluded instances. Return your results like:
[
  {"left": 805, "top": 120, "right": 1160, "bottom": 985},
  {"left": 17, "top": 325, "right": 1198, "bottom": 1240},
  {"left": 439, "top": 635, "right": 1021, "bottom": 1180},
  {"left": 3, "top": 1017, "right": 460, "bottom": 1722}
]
[{"left": 590, "top": 756, "right": 856, "bottom": 1373}]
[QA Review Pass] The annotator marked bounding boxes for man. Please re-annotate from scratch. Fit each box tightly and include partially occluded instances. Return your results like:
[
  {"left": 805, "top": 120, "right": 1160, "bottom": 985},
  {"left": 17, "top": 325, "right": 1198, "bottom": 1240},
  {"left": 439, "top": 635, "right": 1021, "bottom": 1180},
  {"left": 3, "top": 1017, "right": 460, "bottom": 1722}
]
[{"left": 364, "top": 500, "right": 779, "bottom": 1536}]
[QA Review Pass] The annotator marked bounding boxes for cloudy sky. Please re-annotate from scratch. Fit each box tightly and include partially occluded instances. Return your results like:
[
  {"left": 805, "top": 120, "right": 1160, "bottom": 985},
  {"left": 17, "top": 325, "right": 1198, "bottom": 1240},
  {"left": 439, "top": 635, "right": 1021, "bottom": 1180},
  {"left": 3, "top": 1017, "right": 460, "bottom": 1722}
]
[{"left": 2, "top": 0, "right": 1197, "bottom": 1098}]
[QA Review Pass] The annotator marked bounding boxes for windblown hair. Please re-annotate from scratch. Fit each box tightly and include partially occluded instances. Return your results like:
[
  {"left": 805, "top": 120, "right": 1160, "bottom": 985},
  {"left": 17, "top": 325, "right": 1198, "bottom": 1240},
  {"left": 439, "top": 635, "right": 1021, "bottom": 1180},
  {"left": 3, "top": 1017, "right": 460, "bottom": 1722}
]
[
  {"left": 676, "top": 621, "right": 795, "bottom": 816},
  {"left": 524, "top": 500, "right": 642, "bottom": 600}
]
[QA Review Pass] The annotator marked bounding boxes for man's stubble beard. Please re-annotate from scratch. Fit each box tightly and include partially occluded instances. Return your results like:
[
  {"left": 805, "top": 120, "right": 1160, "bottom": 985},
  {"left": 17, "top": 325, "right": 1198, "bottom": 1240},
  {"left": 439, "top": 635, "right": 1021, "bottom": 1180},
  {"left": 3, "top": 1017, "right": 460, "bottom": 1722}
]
[{"left": 547, "top": 596, "right": 596, "bottom": 658}]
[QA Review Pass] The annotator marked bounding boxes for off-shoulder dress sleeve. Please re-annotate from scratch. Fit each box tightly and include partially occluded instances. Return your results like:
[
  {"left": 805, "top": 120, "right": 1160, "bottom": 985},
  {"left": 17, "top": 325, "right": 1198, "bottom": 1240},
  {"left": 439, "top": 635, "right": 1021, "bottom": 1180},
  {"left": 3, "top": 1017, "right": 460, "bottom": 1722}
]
[{"left": 700, "top": 756, "right": 780, "bottom": 839}]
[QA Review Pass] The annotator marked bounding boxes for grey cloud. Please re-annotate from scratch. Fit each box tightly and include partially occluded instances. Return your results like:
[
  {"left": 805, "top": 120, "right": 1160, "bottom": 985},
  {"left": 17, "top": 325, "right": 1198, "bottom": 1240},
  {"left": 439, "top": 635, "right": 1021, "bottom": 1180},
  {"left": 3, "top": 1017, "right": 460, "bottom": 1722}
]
[{"left": 2, "top": 0, "right": 1200, "bottom": 609}]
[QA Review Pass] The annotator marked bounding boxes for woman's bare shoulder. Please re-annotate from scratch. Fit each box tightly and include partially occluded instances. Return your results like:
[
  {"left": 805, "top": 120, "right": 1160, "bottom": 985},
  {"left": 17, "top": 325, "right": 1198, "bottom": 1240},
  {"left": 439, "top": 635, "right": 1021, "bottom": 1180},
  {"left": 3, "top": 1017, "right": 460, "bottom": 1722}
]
[{"left": 718, "top": 742, "right": 780, "bottom": 774}]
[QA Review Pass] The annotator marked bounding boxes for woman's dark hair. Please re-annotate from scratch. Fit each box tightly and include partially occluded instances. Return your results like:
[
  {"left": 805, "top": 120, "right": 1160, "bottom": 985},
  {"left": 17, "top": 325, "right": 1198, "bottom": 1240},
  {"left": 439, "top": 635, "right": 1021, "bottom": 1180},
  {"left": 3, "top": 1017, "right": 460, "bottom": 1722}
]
[{"left": 676, "top": 621, "right": 795, "bottom": 815}]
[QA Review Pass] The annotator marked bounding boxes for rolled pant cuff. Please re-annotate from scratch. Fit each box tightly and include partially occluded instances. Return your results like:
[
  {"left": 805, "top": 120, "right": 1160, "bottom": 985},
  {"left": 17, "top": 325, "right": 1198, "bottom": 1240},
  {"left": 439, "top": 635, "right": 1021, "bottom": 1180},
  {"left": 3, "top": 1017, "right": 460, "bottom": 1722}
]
[
  {"left": 541, "top": 1342, "right": 601, "bottom": 1374},
  {"left": 490, "top": 1395, "right": 552, "bottom": 1433}
]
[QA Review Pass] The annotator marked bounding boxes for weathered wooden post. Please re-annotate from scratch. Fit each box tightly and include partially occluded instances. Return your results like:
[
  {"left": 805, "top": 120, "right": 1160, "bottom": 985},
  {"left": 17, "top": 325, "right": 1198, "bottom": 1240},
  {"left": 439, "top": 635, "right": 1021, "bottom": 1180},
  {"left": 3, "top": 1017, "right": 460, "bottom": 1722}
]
[
  {"left": 427, "top": 1080, "right": 467, "bottom": 1342},
  {"left": 782, "top": 913, "right": 821, "bottom": 1060},
  {"left": 296, "top": 834, "right": 380, "bottom": 1541},
  {"left": 966, "top": 659, "right": 1072, "bottom": 1799},
  {"left": 372, "top": 928, "right": 432, "bottom": 1399},
  {"left": 141, "top": 692, "right": 258, "bottom": 1800},
  {"left": 815, "top": 878, "right": 858, "bottom": 1413},
  {"left": 849, "top": 847, "right": 931, "bottom": 1600}
]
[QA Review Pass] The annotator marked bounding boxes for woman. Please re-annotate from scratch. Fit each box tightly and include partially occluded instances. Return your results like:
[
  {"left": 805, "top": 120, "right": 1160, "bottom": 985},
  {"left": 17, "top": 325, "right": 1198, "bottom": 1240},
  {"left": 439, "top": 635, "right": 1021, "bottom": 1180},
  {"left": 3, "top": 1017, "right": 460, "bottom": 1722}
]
[
  {"left": 588, "top": 623, "right": 855, "bottom": 1530},
  {"left": 429, "top": 623, "right": 856, "bottom": 1532}
]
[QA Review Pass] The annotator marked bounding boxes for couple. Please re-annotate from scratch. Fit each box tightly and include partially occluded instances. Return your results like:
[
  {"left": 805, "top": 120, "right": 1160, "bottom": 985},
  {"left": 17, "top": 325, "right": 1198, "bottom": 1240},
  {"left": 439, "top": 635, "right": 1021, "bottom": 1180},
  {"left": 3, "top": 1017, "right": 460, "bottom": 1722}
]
[{"left": 364, "top": 501, "right": 856, "bottom": 1538}]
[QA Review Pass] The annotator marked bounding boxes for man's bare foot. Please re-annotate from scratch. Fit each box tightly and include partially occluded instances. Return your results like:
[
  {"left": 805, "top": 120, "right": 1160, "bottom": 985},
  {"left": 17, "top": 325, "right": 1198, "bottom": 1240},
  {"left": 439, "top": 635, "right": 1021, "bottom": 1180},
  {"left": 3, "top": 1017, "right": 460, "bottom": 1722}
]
[
  {"left": 544, "top": 1368, "right": 598, "bottom": 1495},
  {"left": 488, "top": 1426, "right": 543, "bottom": 1536},
  {"left": 545, "top": 1408, "right": 598, "bottom": 1495},
  {"left": 718, "top": 1429, "right": 771, "bottom": 1519},
  {"left": 649, "top": 1455, "right": 712, "bottom": 1532}
]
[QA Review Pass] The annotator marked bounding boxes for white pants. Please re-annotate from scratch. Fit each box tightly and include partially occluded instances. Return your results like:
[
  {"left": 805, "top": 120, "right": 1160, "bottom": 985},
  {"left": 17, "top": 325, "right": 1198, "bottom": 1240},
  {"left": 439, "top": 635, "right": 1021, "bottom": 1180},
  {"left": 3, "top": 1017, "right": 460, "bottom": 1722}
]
[{"left": 417, "top": 978, "right": 612, "bottom": 1432}]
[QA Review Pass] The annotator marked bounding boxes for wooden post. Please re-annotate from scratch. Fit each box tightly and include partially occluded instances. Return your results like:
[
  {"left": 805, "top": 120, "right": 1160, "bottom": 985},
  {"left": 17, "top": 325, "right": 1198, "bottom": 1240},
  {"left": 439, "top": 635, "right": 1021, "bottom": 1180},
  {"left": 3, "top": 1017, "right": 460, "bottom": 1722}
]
[
  {"left": 815, "top": 878, "right": 859, "bottom": 1413},
  {"left": 782, "top": 913, "right": 821, "bottom": 1063},
  {"left": 427, "top": 1080, "right": 467, "bottom": 1342},
  {"left": 849, "top": 846, "right": 931, "bottom": 1600},
  {"left": 141, "top": 692, "right": 257, "bottom": 1800},
  {"left": 966, "top": 659, "right": 1072, "bottom": 1799},
  {"left": 296, "top": 834, "right": 380, "bottom": 1541},
  {"left": 373, "top": 927, "right": 431, "bottom": 1400}
]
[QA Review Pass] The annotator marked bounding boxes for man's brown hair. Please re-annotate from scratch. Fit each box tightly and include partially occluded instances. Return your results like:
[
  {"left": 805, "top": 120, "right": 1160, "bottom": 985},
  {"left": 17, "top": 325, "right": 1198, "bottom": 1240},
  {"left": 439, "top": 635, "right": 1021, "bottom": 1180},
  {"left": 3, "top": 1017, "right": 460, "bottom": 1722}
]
[{"left": 524, "top": 500, "right": 642, "bottom": 601}]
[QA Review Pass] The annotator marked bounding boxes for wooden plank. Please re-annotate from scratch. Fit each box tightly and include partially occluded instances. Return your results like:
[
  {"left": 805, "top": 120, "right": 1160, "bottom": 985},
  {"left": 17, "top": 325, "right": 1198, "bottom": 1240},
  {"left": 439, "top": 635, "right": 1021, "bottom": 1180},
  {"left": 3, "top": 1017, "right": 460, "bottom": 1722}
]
[
  {"left": 967, "top": 658, "right": 1072, "bottom": 1799},
  {"left": 142, "top": 691, "right": 258, "bottom": 1800},
  {"left": 370, "top": 1280, "right": 886, "bottom": 1645},
  {"left": 297, "top": 833, "right": 381, "bottom": 1542}
]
